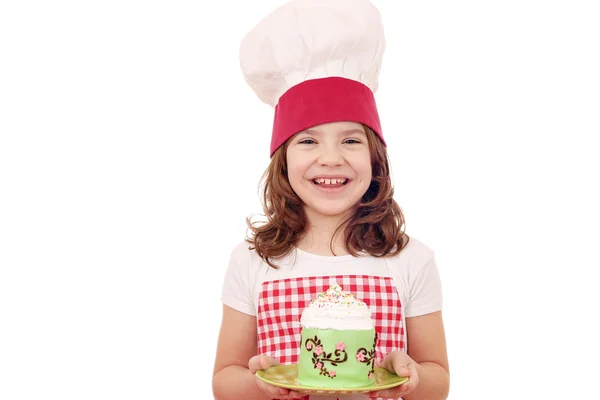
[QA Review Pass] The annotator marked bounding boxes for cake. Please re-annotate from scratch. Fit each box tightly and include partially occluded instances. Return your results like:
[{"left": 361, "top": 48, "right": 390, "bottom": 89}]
[{"left": 297, "top": 283, "right": 377, "bottom": 388}]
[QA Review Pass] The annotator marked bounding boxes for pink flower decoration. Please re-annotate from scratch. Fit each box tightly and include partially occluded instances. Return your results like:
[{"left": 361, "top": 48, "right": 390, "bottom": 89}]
[
  {"left": 329, "top": 371, "right": 336, "bottom": 377},
  {"left": 315, "top": 345, "right": 323, "bottom": 355},
  {"left": 306, "top": 343, "right": 313, "bottom": 350},
  {"left": 315, "top": 363, "right": 322, "bottom": 369},
  {"left": 336, "top": 342, "right": 345, "bottom": 351},
  {"left": 369, "top": 372, "right": 374, "bottom": 380},
  {"left": 356, "top": 353, "right": 365, "bottom": 362}
]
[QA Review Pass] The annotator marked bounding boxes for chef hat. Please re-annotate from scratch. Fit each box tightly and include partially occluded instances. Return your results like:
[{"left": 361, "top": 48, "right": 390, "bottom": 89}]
[{"left": 240, "top": 0, "right": 386, "bottom": 156}]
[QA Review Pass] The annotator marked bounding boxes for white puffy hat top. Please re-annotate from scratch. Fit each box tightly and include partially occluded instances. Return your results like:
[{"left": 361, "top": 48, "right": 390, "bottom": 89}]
[{"left": 239, "top": 0, "right": 387, "bottom": 156}]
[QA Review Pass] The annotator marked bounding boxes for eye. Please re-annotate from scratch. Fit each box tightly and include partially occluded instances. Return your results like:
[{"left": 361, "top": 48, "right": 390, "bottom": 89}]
[
  {"left": 299, "top": 138, "right": 316, "bottom": 144},
  {"left": 344, "top": 139, "right": 361, "bottom": 144}
]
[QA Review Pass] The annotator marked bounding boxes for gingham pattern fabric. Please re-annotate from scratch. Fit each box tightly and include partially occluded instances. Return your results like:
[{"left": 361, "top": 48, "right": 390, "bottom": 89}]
[{"left": 257, "top": 274, "right": 404, "bottom": 366}]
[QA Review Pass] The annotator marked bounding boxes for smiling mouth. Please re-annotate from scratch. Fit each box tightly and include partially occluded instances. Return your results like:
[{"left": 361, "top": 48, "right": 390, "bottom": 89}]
[{"left": 312, "top": 178, "right": 349, "bottom": 187}]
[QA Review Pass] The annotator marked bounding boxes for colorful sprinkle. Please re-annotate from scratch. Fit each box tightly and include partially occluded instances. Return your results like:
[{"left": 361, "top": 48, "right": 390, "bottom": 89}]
[{"left": 309, "top": 283, "right": 367, "bottom": 309}]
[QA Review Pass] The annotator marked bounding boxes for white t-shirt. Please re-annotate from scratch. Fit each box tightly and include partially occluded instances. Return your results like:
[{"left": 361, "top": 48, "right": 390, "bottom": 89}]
[{"left": 220, "top": 236, "right": 443, "bottom": 400}]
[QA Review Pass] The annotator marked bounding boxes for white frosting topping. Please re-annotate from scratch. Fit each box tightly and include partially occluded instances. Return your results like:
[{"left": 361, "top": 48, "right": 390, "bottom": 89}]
[{"left": 300, "top": 283, "right": 374, "bottom": 330}]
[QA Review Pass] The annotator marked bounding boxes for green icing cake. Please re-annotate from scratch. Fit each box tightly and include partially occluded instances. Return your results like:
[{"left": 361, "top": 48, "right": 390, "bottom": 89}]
[
  {"left": 296, "top": 284, "right": 378, "bottom": 388},
  {"left": 298, "top": 327, "right": 377, "bottom": 388}
]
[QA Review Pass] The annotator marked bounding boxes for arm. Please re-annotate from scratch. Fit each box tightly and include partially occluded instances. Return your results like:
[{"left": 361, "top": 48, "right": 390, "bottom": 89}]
[
  {"left": 212, "top": 305, "right": 270, "bottom": 400},
  {"left": 404, "top": 311, "right": 450, "bottom": 400}
]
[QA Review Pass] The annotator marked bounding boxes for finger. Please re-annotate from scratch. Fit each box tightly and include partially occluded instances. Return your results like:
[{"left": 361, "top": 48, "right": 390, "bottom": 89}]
[
  {"left": 273, "top": 387, "right": 304, "bottom": 400},
  {"left": 256, "top": 377, "right": 290, "bottom": 397},
  {"left": 268, "top": 385, "right": 304, "bottom": 400},
  {"left": 259, "top": 354, "right": 280, "bottom": 370},
  {"left": 379, "top": 360, "right": 411, "bottom": 379},
  {"left": 248, "top": 355, "right": 261, "bottom": 373},
  {"left": 287, "top": 390, "right": 305, "bottom": 399},
  {"left": 391, "top": 359, "right": 412, "bottom": 378},
  {"left": 406, "top": 362, "right": 419, "bottom": 389},
  {"left": 372, "top": 374, "right": 417, "bottom": 398},
  {"left": 249, "top": 354, "right": 280, "bottom": 373},
  {"left": 378, "top": 352, "right": 411, "bottom": 378},
  {"left": 371, "top": 383, "right": 411, "bottom": 399}
]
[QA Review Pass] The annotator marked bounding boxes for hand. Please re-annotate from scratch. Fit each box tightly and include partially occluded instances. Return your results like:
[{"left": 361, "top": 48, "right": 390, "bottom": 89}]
[
  {"left": 248, "top": 354, "right": 304, "bottom": 399},
  {"left": 368, "top": 351, "right": 419, "bottom": 399}
]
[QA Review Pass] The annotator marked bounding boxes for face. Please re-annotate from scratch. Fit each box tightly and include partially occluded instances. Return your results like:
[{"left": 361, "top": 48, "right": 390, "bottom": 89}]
[{"left": 286, "top": 121, "right": 372, "bottom": 221}]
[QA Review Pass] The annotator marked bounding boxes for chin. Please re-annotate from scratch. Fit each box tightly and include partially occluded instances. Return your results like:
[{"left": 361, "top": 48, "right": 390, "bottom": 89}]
[{"left": 307, "top": 205, "right": 355, "bottom": 219}]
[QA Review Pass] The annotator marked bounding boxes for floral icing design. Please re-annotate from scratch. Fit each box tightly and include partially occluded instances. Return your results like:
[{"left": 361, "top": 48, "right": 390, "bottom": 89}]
[
  {"left": 304, "top": 336, "right": 348, "bottom": 379},
  {"left": 356, "top": 333, "right": 378, "bottom": 379}
]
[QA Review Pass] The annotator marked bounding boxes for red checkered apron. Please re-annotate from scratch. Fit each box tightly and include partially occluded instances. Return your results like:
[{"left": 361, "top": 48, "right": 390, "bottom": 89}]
[{"left": 257, "top": 274, "right": 405, "bottom": 400}]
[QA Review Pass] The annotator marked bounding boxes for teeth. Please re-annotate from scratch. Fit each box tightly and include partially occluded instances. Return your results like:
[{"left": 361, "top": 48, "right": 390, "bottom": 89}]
[{"left": 313, "top": 178, "right": 347, "bottom": 185}]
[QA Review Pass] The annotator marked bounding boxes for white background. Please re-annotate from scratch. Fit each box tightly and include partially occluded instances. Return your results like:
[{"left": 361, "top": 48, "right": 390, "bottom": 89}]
[{"left": 1, "top": 0, "right": 599, "bottom": 399}]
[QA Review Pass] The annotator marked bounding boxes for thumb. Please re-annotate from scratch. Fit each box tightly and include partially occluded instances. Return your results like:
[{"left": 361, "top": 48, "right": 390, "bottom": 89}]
[
  {"left": 259, "top": 354, "right": 280, "bottom": 370},
  {"left": 380, "top": 353, "right": 411, "bottom": 377},
  {"left": 249, "top": 354, "right": 280, "bottom": 373},
  {"left": 397, "top": 362, "right": 412, "bottom": 378}
]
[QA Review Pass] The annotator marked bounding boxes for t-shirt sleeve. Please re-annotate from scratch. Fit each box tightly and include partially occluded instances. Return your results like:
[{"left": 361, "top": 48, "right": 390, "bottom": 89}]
[
  {"left": 220, "top": 243, "right": 256, "bottom": 316},
  {"left": 405, "top": 254, "right": 444, "bottom": 318}
]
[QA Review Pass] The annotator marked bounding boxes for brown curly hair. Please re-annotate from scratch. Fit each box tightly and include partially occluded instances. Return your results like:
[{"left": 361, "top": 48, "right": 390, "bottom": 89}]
[{"left": 246, "top": 125, "right": 409, "bottom": 268}]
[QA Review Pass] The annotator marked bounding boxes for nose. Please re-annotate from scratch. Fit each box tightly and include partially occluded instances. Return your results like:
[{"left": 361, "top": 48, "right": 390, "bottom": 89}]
[{"left": 317, "top": 145, "right": 344, "bottom": 166}]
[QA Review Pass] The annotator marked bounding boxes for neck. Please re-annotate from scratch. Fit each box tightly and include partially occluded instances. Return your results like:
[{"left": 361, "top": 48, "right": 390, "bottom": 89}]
[{"left": 298, "top": 209, "right": 352, "bottom": 256}]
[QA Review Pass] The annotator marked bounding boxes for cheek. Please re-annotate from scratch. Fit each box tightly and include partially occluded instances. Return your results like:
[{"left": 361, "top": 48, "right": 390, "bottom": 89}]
[
  {"left": 351, "top": 156, "right": 372, "bottom": 181},
  {"left": 286, "top": 162, "right": 310, "bottom": 188},
  {"left": 287, "top": 169, "right": 302, "bottom": 188},
  {"left": 286, "top": 157, "right": 311, "bottom": 180}
]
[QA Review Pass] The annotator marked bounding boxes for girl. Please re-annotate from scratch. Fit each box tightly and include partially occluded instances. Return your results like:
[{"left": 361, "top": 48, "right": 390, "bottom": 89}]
[{"left": 213, "top": 1, "right": 449, "bottom": 399}]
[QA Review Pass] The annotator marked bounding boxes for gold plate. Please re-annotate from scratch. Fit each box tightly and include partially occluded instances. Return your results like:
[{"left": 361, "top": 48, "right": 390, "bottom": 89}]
[{"left": 256, "top": 364, "right": 408, "bottom": 396}]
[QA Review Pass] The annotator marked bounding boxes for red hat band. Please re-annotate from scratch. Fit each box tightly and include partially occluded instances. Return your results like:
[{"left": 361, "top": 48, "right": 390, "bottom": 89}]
[{"left": 270, "top": 77, "right": 385, "bottom": 157}]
